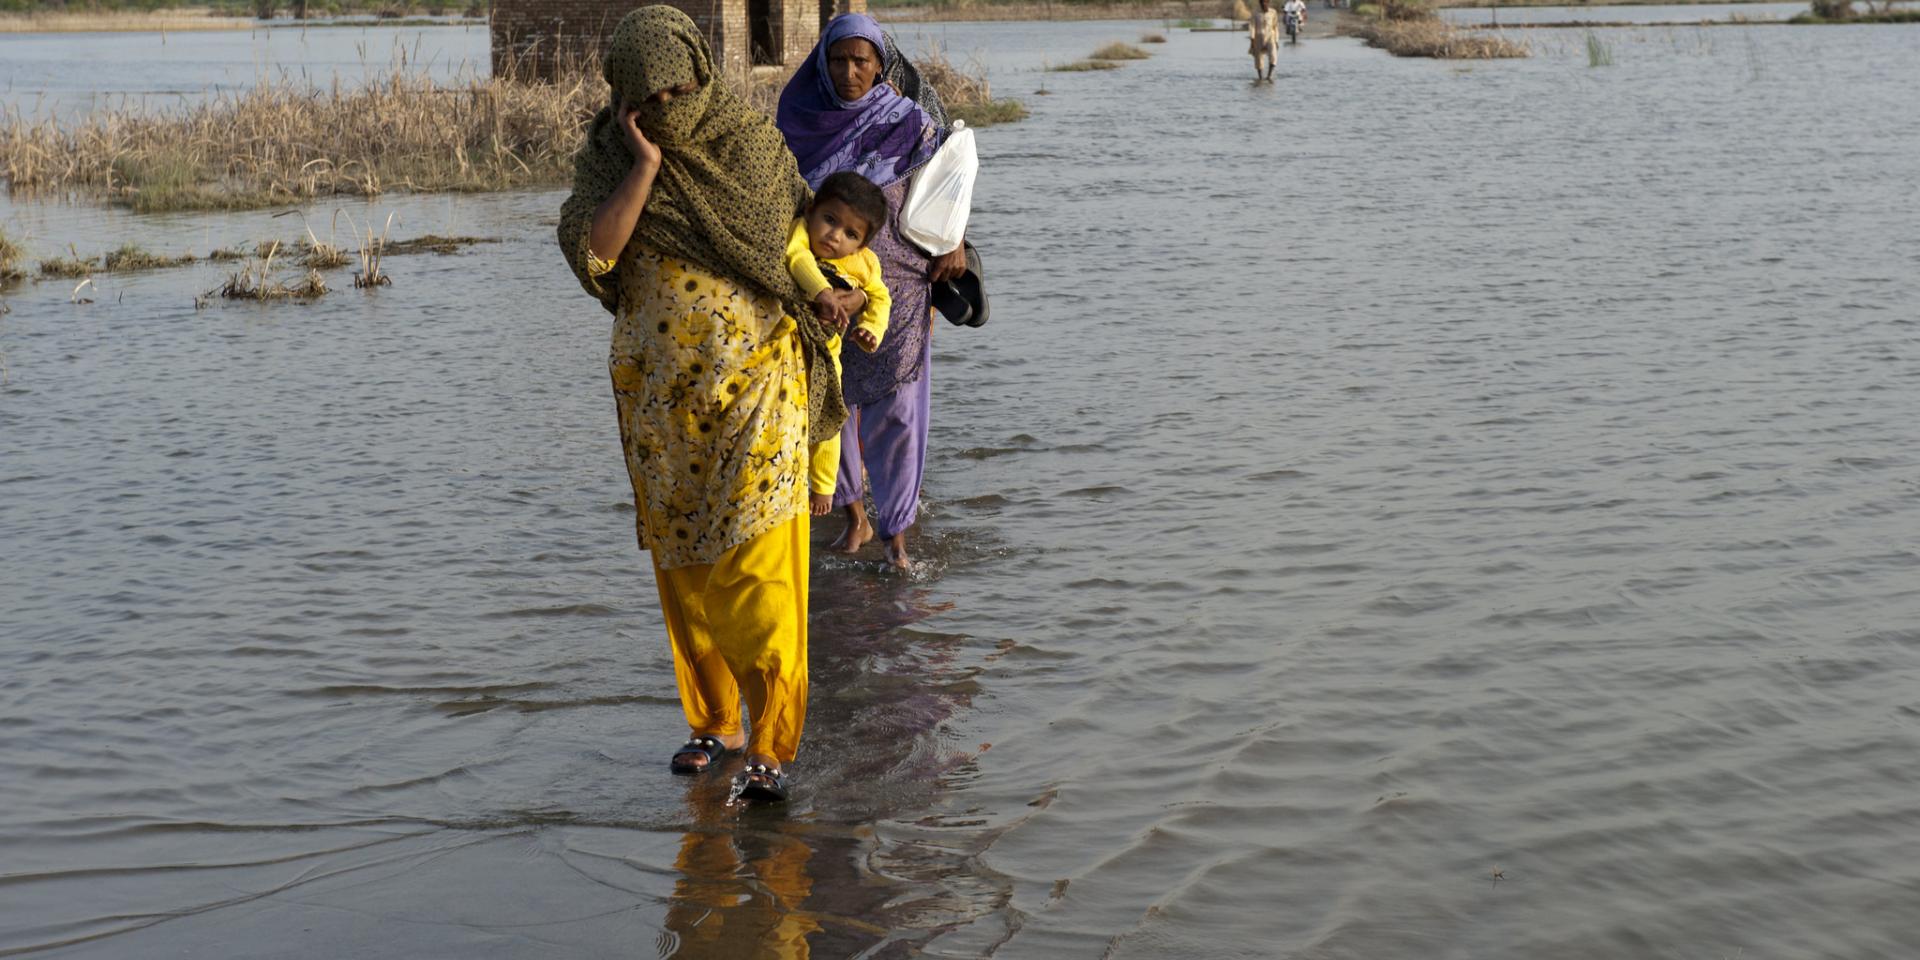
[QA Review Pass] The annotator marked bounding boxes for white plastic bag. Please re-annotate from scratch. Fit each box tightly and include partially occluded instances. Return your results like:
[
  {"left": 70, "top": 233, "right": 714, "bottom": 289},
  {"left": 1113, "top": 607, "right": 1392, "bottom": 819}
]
[{"left": 901, "top": 121, "right": 977, "bottom": 257}]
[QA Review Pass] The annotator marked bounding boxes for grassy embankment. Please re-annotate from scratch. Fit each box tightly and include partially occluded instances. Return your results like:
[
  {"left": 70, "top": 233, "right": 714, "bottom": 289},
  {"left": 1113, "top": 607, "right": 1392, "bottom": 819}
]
[
  {"left": 0, "top": 44, "right": 1021, "bottom": 215},
  {"left": 1344, "top": 0, "right": 1529, "bottom": 56},
  {"left": 1790, "top": 0, "right": 1920, "bottom": 21}
]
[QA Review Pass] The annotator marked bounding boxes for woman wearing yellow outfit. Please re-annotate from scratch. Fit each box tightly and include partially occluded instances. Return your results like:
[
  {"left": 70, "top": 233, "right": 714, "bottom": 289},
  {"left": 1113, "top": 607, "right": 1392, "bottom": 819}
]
[{"left": 558, "top": 5, "right": 844, "bottom": 803}]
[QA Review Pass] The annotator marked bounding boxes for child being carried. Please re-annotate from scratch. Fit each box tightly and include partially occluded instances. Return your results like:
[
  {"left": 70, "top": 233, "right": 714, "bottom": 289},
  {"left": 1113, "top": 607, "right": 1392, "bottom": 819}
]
[{"left": 784, "top": 171, "right": 892, "bottom": 517}]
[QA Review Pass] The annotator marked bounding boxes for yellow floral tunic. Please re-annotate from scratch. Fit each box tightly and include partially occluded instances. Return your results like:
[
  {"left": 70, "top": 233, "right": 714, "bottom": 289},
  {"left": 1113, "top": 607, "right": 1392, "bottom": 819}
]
[{"left": 599, "top": 247, "right": 809, "bottom": 569}]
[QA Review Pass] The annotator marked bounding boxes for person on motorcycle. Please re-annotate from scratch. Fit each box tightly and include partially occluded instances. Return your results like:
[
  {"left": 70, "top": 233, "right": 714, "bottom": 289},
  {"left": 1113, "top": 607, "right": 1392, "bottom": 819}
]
[{"left": 1283, "top": 0, "right": 1307, "bottom": 41}]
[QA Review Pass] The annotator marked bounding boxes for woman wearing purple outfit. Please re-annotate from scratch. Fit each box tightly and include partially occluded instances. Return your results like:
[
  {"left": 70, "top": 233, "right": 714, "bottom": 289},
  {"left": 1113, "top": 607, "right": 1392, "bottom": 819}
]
[{"left": 776, "top": 14, "right": 968, "bottom": 570}]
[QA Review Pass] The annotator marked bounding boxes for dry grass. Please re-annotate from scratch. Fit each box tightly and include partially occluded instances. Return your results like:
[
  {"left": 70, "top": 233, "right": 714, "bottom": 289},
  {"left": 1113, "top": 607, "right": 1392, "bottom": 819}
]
[
  {"left": 103, "top": 243, "right": 198, "bottom": 271},
  {"left": 38, "top": 253, "right": 97, "bottom": 278},
  {"left": 1049, "top": 58, "right": 1123, "bottom": 71},
  {"left": 1344, "top": 0, "right": 1529, "bottom": 57},
  {"left": 1091, "top": 41, "right": 1152, "bottom": 59},
  {"left": 0, "top": 228, "right": 23, "bottom": 287},
  {"left": 915, "top": 40, "right": 1030, "bottom": 127},
  {"left": 2, "top": 43, "right": 1021, "bottom": 211},
  {"left": 1140, "top": 31, "right": 1168, "bottom": 41},
  {"left": 0, "top": 10, "right": 256, "bottom": 33},
  {"left": 211, "top": 243, "right": 330, "bottom": 301},
  {"left": 2, "top": 58, "right": 603, "bottom": 212},
  {"left": 384, "top": 234, "right": 498, "bottom": 255},
  {"left": 350, "top": 212, "right": 394, "bottom": 289}
]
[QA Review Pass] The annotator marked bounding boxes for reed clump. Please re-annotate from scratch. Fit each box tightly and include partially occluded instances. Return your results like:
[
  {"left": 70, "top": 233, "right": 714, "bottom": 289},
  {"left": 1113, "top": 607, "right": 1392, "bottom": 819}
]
[
  {"left": 352, "top": 225, "right": 391, "bottom": 288},
  {"left": 103, "top": 243, "right": 197, "bottom": 271},
  {"left": 38, "top": 253, "right": 96, "bottom": 278},
  {"left": 1585, "top": 30, "right": 1613, "bottom": 65},
  {"left": 214, "top": 245, "right": 330, "bottom": 301},
  {"left": 1140, "top": 30, "right": 1168, "bottom": 41},
  {"left": 0, "top": 229, "right": 23, "bottom": 287},
  {"left": 1049, "top": 58, "right": 1123, "bottom": 71},
  {"left": 299, "top": 239, "right": 351, "bottom": 269},
  {"left": 1344, "top": 0, "right": 1529, "bottom": 58},
  {"left": 384, "top": 234, "right": 497, "bottom": 255},
  {"left": 1091, "top": 41, "right": 1152, "bottom": 59}
]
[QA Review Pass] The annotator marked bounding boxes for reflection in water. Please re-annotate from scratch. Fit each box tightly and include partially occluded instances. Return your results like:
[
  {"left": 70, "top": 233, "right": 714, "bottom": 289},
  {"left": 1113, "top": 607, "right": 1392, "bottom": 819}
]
[
  {"left": 663, "top": 827, "right": 819, "bottom": 959},
  {"left": 654, "top": 569, "right": 982, "bottom": 959}
]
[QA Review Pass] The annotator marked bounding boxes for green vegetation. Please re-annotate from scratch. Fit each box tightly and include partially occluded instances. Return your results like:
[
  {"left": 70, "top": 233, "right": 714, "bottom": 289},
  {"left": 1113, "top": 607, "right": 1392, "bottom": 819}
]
[
  {"left": 103, "top": 243, "right": 196, "bottom": 271},
  {"left": 1049, "top": 58, "right": 1123, "bottom": 70},
  {"left": 1585, "top": 30, "right": 1612, "bottom": 65},
  {"left": 383, "top": 234, "right": 495, "bottom": 255},
  {"left": 37, "top": 253, "right": 96, "bottom": 278}
]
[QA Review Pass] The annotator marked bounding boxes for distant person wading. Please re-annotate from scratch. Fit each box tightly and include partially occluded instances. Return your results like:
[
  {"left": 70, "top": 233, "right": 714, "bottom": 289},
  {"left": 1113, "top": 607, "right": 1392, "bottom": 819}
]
[
  {"left": 776, "top": 13, "right": 972, "bottom": 571},
  {"left": 558, "top": 5, "right": 845, "bottom": 804}
]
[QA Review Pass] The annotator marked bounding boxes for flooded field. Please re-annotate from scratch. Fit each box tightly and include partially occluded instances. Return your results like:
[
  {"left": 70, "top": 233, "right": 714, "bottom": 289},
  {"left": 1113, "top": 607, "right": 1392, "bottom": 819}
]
[
  {"left": 0, "top": 21, "right": 489, "bottom": 118},
  {"left": 6, "top": 17, "right": 1920, "bottom": 959},
  {"left": 1439, "top": 1, "right": 1809, "bottom": 23}
]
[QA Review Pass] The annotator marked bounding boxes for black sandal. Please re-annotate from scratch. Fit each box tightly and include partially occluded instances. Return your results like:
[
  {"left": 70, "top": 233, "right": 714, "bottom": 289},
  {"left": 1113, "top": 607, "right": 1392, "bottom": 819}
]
[
  {"left": 735, "top": 762, "right": 790, "bottom": 803},
  {"left": 669, "top": 735, "right": 732, "bottom": 775}
]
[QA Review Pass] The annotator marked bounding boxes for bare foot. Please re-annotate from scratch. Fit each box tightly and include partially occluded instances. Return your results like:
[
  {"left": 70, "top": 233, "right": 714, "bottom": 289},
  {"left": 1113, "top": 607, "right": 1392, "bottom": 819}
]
[
  {"left": 809, "top": 492, "right": 832, "bottom": 516},
  {"left": 671, "top": 730, "right": 745, "bottom": 773},
  {"left": 883, "top": 531, "right": 910, "bottom": 571},
  {"left": 830, "top": 504, "right": 873, "bottom": 554}
]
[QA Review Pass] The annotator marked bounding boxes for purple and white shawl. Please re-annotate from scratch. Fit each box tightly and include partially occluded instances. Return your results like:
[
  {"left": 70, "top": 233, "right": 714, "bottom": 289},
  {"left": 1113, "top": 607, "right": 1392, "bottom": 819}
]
[{"left": 775, "top": 14, "right": 947, "bottom": 190}]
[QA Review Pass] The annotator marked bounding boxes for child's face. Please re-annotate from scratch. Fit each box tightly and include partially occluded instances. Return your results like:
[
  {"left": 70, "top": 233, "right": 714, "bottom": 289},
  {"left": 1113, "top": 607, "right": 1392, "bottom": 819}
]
[{"left": 806, "top": 197, "right": 872, "bottom": 262}]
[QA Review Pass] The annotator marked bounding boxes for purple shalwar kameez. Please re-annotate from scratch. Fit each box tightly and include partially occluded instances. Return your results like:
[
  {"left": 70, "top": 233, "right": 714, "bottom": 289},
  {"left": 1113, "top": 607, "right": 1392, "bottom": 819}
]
[
  {"left": 832, "top": 177, "right": 935, "bottom": 538},
  {"left": 776, "top": 14, "right": 952, "bottom": 542}
]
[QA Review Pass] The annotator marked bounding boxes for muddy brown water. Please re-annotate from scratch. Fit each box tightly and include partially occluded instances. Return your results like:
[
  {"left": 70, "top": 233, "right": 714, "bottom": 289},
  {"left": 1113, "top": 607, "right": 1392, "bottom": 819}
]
[{"left": 4, "top": 18, "right": 1920, "bottom": 959}]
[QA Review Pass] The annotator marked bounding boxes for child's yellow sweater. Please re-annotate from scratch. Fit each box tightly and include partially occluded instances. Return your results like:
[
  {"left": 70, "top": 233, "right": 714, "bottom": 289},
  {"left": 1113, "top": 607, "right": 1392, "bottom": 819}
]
[
  {"left": 785, "top": 217, "right": 892, "bottom": 496},
  {"left": 784, "top": 218, "right": 890, "bottom": 352}
]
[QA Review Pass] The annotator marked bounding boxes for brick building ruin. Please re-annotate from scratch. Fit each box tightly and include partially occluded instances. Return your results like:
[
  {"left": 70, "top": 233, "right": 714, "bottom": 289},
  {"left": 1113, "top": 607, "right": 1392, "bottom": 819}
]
[{"left": 492, "top": 0, "right": 868, "bottom": 78}]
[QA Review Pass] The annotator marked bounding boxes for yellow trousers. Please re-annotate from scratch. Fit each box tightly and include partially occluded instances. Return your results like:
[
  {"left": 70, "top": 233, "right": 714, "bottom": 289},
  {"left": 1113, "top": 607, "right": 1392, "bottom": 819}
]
[
  {"left": 806, "top": 334, "right": 843, "bottom": 497},
  {"left": 652, "top": 513, "right": 810, "bottom": 765}
]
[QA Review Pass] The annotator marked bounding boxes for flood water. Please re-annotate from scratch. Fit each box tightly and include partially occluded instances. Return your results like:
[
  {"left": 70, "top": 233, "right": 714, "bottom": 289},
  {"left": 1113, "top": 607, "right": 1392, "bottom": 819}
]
[
  {"left": 6, "top": 17, "right": 1920, "bottom": 959},
  {"left": 0, "top": 21, "right": 489, "bottom": 118},
  {"left": 1439, "top": 2, "right": 1809, "bottom": 24}
]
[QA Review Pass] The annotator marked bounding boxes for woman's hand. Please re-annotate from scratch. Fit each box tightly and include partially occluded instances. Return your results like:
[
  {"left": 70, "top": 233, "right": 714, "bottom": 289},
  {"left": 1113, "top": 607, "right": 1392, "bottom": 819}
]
[
  {"left": 929, "top": 246, "right": 968, "bottom": 282},
  {"left": 616, "top": 98, "right": 661, "bottom": 170}
]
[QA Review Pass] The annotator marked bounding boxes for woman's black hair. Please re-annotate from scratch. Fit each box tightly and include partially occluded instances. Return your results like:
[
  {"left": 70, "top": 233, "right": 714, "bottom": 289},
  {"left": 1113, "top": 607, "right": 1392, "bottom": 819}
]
[{"left": 812, "top": 171, "right": 890, "bottom": 246}]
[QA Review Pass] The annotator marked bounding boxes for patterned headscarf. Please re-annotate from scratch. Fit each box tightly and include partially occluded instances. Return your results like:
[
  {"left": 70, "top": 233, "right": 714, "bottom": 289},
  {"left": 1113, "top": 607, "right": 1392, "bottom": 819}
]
[
  {"left": 776, "top": 14, "right": 947, "bottom": 189},
  {"left": 559, "top": 5, "right": 844, "bottom": 444}
]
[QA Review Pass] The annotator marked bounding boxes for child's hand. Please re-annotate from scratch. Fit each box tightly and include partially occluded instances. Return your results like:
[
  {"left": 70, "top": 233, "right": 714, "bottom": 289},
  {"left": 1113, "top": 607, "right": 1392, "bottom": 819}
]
[
  {"left": 850, "top": 327, "right": 879, "bottom": 352},
  {"left": 823, "top": 290, "right": 864, "bottom": 331},
  {"left": 812, "top": 290, "right": 848, "bottom": 330}
]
